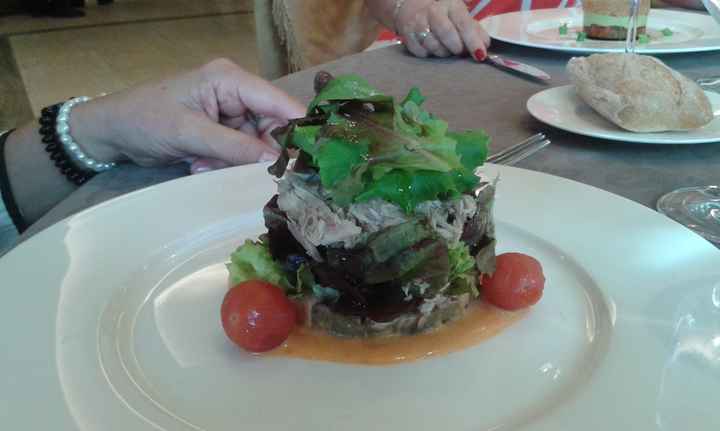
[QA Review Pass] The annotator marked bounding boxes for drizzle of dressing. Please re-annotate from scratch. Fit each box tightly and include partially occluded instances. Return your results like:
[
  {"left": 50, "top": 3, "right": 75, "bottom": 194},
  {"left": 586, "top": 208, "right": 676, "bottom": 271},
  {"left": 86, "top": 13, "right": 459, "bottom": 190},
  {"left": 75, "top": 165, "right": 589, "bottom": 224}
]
[{"left": 268, "top": 301, "right": 528, "bottom": 365}]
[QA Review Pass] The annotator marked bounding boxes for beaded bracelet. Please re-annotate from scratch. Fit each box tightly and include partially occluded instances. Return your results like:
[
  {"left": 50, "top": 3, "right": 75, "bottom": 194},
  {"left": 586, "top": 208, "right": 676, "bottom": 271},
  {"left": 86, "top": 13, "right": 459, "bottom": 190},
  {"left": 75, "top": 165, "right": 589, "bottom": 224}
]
[
  {"left": 39, "top": 97, "right": 116, "bottom": 186},
  {"left": 39, "top": 103, "right": 94, "bottom": 186},
  {"left": 56, "top": 96, "right": 116, "bottom": 173}
]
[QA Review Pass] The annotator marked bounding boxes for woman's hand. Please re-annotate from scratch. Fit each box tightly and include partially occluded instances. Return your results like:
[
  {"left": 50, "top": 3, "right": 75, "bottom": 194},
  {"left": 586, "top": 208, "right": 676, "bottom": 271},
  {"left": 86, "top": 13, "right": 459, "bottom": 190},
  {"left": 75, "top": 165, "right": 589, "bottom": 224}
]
[
  {"left": 71, "top": 58, "right": 306, "bottom": 174},
  {"left": 395, "top": 0, "right": 491, "bottom": 61}
]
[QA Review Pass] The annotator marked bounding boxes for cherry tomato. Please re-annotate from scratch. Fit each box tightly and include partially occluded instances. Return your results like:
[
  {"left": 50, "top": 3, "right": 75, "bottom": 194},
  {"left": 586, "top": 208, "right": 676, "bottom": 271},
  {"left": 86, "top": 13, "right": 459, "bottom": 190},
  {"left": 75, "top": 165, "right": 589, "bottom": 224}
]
[
  {"left": 482, "top": 253, "right": 545, "bottom": 311},
  {"left": 221, "top": 280, "right": 297, "bottom": 353}
]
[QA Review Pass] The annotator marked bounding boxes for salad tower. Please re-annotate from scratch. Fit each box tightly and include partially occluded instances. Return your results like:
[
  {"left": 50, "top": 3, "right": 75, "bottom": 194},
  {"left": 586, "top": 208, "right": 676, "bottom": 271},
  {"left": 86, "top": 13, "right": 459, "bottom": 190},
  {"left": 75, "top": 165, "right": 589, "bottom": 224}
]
[{"left": 227, "top": 72, "right": 497, "bottom": 338}]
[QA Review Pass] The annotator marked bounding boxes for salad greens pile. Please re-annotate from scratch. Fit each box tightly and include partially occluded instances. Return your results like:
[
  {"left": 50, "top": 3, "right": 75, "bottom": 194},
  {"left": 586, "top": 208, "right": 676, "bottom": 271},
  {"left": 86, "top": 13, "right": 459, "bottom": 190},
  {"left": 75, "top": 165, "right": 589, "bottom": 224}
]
[{"left": 269, "top": 74, "right": 490, "bottom": 212}]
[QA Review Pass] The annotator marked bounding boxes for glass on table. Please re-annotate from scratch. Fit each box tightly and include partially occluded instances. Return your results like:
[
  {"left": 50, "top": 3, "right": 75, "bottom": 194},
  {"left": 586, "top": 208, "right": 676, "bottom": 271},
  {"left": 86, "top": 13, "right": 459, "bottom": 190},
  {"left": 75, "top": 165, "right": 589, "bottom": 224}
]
[
  {"left": 625, "top": 0, "right": 641, "bottom": 53},
  {"left": 656, "top": 2, "right": 720, "bottom": 245},
  {"left": 657, "top": 187, "right": 720, "bottom": 245}
]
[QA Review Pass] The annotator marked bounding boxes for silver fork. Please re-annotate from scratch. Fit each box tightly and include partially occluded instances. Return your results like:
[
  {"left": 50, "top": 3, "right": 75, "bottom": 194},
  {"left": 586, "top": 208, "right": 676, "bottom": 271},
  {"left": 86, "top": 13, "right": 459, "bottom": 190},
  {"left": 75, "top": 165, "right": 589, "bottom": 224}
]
[{"left": 487, "top": 133, "right": 551, "bottom": 166}]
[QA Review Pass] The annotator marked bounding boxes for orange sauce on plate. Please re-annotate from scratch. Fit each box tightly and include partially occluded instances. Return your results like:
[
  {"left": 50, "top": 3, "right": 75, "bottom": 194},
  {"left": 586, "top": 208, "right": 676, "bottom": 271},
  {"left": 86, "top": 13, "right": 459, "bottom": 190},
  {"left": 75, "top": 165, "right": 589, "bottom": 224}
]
[{"left": 269, "top": 301, "right": 527, "bottom": 365}]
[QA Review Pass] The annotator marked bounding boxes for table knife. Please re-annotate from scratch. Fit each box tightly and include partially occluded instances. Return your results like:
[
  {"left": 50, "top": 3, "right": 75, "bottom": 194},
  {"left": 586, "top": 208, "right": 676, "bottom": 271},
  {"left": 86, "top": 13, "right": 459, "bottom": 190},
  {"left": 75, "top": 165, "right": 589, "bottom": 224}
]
[{"left": 486, "top": 54, "right": 551, "bottom": 81}]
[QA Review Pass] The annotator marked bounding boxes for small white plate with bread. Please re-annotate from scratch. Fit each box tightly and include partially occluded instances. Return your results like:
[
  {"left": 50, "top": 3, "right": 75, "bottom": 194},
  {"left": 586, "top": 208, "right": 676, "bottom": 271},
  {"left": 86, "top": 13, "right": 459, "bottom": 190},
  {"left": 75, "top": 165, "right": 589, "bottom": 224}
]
[
  {"left": 482, "top": 8, "right": 720, "bottom": 55},
  {"left": 527, "top": 54, "right": 720, "bottom": 144}
]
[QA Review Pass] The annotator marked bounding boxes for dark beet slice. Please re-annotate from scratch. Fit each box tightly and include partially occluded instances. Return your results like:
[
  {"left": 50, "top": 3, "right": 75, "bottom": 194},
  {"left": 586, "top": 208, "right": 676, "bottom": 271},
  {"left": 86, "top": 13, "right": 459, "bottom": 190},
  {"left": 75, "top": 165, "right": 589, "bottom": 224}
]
[
  {"left": 325, "top": 247, "right": 367, "bottom": 279},
  {"left": 310, "top": 263, "right": 366, "bottom": 308},
  {"left": 263, "top": 195, "right": 310, "bottom": 274},
  {"left": 362, "top": 284, "right": 422, "bottom": 322}
]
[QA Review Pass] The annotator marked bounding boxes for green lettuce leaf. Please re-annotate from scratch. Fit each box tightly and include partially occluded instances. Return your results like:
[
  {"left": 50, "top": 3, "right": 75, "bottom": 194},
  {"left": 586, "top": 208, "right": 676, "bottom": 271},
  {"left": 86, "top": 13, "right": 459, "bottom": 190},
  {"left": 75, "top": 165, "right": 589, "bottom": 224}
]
[
  {"left": 447, "top": 272, "right": 479, "bottom": 298},
  {"left": 308, "top": 74, "right": 391, "bottom": 113},
  {"left": 449, "top": 242, "right": 475, "bottom": 277},
  {"left": 316, "top": 137, "right": 369, "bottom": 189},
  {"left": 227, "top": 239, "right": 289, "bottom": 289},
  {"left": 356, "top": 169, "right": 476, "bottom": 213},
  {"left": 447, "top": 242, "right": 479, "bottom": 297},
  {"left": 448, "top": 130, "right": 490, "bottom": 172},
  {"left": 400, "top": 86, "right": 426, "bottom": 107},
  {"left": 291, "top": 125, "right": 322, "bottom": 160}
]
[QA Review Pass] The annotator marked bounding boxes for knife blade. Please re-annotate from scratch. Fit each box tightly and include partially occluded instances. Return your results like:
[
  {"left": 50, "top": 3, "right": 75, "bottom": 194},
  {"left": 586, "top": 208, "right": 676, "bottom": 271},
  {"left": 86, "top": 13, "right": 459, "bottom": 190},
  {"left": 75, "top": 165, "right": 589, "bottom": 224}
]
[{"left": 486, "top": 54, "right": 551, "bottom": 81}]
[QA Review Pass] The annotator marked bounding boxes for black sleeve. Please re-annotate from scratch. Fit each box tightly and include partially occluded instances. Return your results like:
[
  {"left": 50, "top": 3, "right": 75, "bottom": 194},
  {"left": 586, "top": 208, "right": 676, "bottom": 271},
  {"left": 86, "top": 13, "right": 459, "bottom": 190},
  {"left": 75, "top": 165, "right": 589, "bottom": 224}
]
[{"left": 0, "top": 130, "right": 29, "bottom": 233}]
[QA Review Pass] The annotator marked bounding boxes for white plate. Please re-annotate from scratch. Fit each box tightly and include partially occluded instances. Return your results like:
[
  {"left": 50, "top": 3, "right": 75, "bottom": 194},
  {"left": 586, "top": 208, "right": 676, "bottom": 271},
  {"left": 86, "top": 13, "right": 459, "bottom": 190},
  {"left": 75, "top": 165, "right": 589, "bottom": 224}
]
[
  {"left": 527, "top": 85, "right": 720, "bottom": 144},
  {"left": 481, "top": 8, "right": 720, "bottom": 54},
  {"left": 2, "top": 163, "right": 720, "bottom": 431}
]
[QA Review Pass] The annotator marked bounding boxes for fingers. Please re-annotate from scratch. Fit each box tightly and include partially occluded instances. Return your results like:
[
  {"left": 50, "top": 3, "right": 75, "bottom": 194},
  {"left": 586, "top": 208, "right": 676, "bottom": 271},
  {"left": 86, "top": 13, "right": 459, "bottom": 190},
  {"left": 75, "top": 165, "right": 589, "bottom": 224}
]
[
  {"left": 428, "top": 3, "right": 464, "bottom": 55},
  {"left": 449, "top": 2, "right": 491, "bottom": 61},
  {"left": 203, "top": 58, "right": 306, "bottom": 121},
  {"left": 403, "top": 26, "right": 430, "bottom": 58},
  {"left": 220, "top": 115, "right": 250, "bottom": 130},
  {"left": 221, "top": 114, "right": 286, "bottom": 151},
  {"left": 180, "top": 113, "right": 280, "bottom": 166},
  {"left": 189, "top": 157, "right": 231, "bottom": 174},
  {"left": 422, "top": 32, "right": 451, "bottom": 57}
]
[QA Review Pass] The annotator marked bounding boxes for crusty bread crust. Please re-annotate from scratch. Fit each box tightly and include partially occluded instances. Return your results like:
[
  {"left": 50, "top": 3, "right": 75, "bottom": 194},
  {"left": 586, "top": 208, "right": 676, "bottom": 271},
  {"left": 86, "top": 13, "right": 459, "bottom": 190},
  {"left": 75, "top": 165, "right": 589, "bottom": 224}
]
[{"left": 567, "top": 54, "right": 714, "bottom": 132}]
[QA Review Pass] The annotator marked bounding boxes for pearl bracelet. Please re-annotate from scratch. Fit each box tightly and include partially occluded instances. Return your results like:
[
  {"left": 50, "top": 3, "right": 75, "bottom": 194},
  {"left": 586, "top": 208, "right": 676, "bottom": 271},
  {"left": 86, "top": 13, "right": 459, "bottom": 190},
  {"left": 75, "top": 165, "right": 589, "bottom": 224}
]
[{"left": 56, "top": 96, "right": 116, "bottom": 173}]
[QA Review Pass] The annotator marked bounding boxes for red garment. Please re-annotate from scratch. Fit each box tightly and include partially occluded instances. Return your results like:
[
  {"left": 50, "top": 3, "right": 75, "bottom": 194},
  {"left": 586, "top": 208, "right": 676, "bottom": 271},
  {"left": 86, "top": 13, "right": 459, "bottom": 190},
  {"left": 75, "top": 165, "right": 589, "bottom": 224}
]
[
  {"left": 465, "top": 0, "right": 576, "bottom": 19},
  {"left": 378, "top": 0, "right": 577, "bottom": 40}
]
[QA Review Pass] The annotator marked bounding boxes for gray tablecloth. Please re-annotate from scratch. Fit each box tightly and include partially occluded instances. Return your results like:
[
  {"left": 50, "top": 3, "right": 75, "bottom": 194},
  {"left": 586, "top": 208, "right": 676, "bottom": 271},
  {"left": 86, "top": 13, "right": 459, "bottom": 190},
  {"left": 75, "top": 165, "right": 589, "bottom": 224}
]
[{"left": 18, "top": 42, "right": 720, "bottom": 243}]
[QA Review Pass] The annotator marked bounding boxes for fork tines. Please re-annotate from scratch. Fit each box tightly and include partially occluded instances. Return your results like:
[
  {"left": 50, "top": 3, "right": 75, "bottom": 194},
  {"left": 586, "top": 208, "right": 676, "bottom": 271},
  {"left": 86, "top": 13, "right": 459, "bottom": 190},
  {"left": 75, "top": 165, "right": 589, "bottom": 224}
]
[{"left": 487, "top": 133, "right": 550, "bottom": 165}]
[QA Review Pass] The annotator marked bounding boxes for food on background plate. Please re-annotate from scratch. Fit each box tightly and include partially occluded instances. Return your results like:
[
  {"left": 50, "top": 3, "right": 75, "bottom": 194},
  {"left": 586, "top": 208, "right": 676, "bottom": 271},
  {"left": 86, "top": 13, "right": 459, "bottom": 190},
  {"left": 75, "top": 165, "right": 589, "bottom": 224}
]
[
  {"left": 567, "top": 53, "right": 713, "bottom": 133},
  {"left": 220, "top": 72, "right": 545, "bottom": 357},
  {"left": 582, "top": 0, "right": 651, "bottom": 40},
  {"left": 559, "top": 22, "right": 569, "bottom": 36}
]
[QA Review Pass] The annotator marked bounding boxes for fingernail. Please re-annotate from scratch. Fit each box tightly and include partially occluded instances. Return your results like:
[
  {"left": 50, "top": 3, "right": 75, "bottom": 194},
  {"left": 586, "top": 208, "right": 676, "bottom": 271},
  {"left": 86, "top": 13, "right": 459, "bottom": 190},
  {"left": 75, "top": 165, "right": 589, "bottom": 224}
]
[
  {"left": 191, "top": 164, "right": 212, "bottom": 175},
  {"left": 259, "top": 151, "right": 278, "bottom": 162},
  {"left": 474, "top": 49, "right": 486, "bottom": 62}
]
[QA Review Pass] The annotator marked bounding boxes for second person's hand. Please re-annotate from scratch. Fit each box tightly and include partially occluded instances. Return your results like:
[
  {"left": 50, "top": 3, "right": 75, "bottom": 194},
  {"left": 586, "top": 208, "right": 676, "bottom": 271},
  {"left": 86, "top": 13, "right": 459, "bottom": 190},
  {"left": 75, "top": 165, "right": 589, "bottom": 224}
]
[{"left": 396, "top": 0, "right": 491, "bottom": 61}]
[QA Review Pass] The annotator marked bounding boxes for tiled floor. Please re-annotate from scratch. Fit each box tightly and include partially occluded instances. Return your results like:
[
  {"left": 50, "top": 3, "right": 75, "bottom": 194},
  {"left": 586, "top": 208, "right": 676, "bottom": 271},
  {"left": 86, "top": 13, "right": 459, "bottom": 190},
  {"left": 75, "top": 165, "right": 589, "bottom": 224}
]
[
  {"left": 0, "top": 0, "right": 258, "bottom": 121},
  {"left": 0, "top": 0, "right": 253, "bottom": 36}
]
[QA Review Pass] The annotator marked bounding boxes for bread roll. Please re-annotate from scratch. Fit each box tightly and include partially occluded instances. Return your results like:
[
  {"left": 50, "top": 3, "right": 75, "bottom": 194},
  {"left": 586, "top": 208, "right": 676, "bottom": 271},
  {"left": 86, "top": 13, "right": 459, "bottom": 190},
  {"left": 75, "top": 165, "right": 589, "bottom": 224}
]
[{"left": 567, "top": 53, "right": 713, "bottom": 132}]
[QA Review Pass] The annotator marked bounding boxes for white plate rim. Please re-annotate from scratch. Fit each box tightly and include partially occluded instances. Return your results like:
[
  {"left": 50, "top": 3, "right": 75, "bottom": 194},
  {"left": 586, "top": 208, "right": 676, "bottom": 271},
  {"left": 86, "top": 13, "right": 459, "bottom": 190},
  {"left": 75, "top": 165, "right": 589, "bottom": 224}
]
[{"left": 526, "top": 85, "right": 720, "bottom": 144}]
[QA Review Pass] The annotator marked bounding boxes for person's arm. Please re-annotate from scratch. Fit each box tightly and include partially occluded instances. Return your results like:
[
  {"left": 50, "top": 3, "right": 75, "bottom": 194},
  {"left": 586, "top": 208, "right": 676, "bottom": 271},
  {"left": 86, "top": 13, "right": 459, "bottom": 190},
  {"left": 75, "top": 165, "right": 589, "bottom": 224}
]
[
  {"left": 365, "top": 0, "right": 490, "bottom": 60},
  {"left": 1, "top": 58, "right": 305, "bottom": 227},
  {"left": 4, "top": 124, "right": 79, "bottom": 225},
  {"left": 653, "top": 0, "right": 706, "bottom": 10}
]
